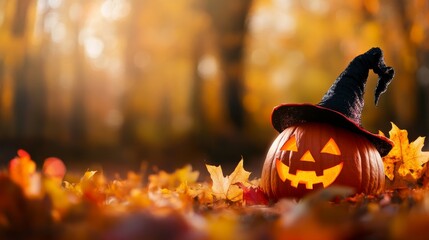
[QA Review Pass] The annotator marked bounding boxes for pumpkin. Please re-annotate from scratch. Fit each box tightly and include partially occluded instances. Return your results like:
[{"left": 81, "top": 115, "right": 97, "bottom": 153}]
[{"left": 261, "top": 122, "right": 384, "bottom": 200}]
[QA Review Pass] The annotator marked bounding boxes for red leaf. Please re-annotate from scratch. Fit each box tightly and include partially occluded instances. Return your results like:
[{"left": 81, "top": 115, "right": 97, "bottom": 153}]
[
  {"left": 9, "top": 149, "right": 36, "bottom": 194},
  {"left": 235, "top": 182, "right": 269, "bottom": 206},
  {"left": 17, "top": 149, "right": 30, "bottom": 158}
]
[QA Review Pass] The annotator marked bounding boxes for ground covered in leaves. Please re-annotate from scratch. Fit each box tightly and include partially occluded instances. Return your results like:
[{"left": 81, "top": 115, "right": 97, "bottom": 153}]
[{"left": 1, "top": 123, "right": 429, "bottom": 240}]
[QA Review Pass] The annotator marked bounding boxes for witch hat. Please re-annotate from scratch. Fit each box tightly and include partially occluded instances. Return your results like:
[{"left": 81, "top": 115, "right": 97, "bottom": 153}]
[{"left": 271, "top": 47, "right": 395, "bottom": 156}]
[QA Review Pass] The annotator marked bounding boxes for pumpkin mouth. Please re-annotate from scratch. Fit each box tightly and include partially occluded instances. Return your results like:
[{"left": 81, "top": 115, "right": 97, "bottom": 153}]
[{"left": 275, "top": 159, "right": 343, "bottom": 189}]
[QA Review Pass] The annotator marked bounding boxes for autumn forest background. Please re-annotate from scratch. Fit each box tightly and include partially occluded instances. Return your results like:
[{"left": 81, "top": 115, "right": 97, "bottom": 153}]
[{"left": 0, "top": 0, "right": 429, "bottom": 175}]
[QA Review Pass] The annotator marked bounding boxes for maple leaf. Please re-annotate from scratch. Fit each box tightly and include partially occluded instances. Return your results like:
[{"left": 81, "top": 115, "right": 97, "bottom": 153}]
[
  {"left": 206, "top": 159, "right": 251, "bottom": 202},
  {"left": 381, "top": 122, "right": 429, "bottom": 188}
]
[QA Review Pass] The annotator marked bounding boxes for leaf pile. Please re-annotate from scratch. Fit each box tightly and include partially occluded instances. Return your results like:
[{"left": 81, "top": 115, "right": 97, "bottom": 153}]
[{"left": 1, "top": 123, "right": 429, "bottom": 240}]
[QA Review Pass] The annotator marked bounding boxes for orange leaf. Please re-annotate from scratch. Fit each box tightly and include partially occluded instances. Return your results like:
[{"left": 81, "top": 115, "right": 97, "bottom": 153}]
[
  {"left": 9, "top": 149, "right": 36, "bottom": 195},
  {"left": 382, "top": 123, "right": 429, "bottom": 188}
]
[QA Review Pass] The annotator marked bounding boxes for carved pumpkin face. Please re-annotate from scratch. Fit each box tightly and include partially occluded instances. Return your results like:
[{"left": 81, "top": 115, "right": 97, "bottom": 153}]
[
  {"left": 275, "top": 135, "right": 343, "bottom": 190},
  {"left": 261, "top": 122, "right": 384, "bottom": 199}
]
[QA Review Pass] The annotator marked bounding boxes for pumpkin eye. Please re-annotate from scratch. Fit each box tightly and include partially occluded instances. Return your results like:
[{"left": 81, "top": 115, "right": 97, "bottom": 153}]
[
  {"left": 320, "top": 138, "right": 341, "bottom": 155},
  {"left": 281, "top": 135, "right": 298, "bottom": 152}
]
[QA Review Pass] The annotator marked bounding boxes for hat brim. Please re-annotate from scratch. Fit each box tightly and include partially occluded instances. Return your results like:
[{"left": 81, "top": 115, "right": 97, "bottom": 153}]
[{"left": 271, "top": 103, "right": 393, "bottom": 157}]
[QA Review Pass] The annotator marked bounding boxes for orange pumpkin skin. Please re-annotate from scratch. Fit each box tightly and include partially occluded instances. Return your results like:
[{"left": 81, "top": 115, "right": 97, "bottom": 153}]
[{"left": 261, "top": 122, "right": 384, "bottom": 200}]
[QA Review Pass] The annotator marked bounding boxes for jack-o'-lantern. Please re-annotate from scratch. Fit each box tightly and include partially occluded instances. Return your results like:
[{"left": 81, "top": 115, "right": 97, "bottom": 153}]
[{"left": 261, "top": 48, "right": 395, "bottom": 200}]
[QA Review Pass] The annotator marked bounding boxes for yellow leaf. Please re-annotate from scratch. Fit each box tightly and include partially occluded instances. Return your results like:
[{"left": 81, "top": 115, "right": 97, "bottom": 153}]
[
  {"left": 43, "top": 177, "right": 70, "bottom": 214},
  {"left": 382, "top": 123, "right": 429, "bottom": 185},
  {"left": 206, "top": 159, "right": 251, "bottom": 202},
  {"left": 148, "top": 165, "right": 199, "bottom": 190},
  {"left": 174, "top": 165, "right": 200, "bottom": 185},
  {"left": 185, "top": 182, "right": 213, "bottom": 204},
  {"left": 82, "top": 170, "right": 98, "bottom": 182}
]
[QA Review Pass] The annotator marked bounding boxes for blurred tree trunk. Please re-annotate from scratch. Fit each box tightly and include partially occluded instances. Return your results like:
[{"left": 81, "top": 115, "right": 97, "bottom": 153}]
[
  {"left": 189, "top": 0, "right": 252, "bottom": 165},
  {"left": 12, "top": 0, "right": 31, "bottom": 37},
  {"left": 69, "top": 40, "right": 87, "bottom": 148},
  {"left": 387, "top": 0, "right": 428, "bottom": 140},
  {"left": 10, "top": 0, "right": 31, "bottom": 133},
  {"left": 13, "top": 58, "right": 30, "bottom": 138},
  {"left": 14, "top": 55, "right": 46, "bottom": 140},
  {"left": 203, "top": 0, "right": 252, "bottom": 130},
  {"left": 11, "top": 0, "right": 46, "bottom": 142},
  {"left": 121, "top": 0, "right": 139, "bottom": 148},
  {"left": 414, "top": 50, "right": 429, "bottom": 143},
  {"left": 121, "top": 0, "right": 143, "bottom": 148},
  {"left": 69, "top": 1, "right": 89, "bottom": 150},
  {"left": 189, "top": 8, "right": 213, "bottom": 138}
]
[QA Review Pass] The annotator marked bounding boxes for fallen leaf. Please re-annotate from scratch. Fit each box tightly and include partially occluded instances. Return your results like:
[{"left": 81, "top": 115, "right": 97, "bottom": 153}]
[
  {"left": 43, "top": 177, "right": 70, "bottom": 216},
  {"left": 382, "top": 123, "right": 429, "bottom": 188},
  {"left": 148, "top": 165, "right": 199, "bottom": 191},
  {"left": 8, "top": 149, "right": 37, "bottom": 196},
  {"left": 206, "top": 159, "right": 251, "bottom": 202},
  {"left": 63, "top": 170, "right": 106, "bottom": 205},
  {"left": 235, "top": 182, "right": 268, "bottom": 206}
]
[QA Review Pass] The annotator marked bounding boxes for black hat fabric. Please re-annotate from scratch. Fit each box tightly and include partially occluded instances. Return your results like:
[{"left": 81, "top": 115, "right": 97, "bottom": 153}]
[{"left": 271, "top": 47, "right": 394, "bottom": 157}]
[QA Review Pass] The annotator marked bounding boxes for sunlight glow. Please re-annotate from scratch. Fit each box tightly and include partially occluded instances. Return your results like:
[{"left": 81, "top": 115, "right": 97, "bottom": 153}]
[
  {"left": 43, "top": 12, "right": 67, "bottom": 43},
  {"left": 271, "top": 68, "right": 292, "bottom": 88},
  {"left": 48, "top": 0, "right": 62, "bottom": 9},
  {"left": 83, "top": 36, "right": 104, "bottom": 59},
  {"left": 51, "top": 22, "right": 66, "bottom": 42},
  {"left": 101, "top": 0, "right": 130, "bottom": 21},
  {"left": 0, "top": 6, "right": 5, "bottom": 26},
  {"left": 249, "top": 4, "right": 295, "bottom": 35},
  {"left": 105, "top": 109, "right": 123, "bottom": 128},
  {"left": 302, "top": 0, "right": 329, "bottom": 14},
  {"left": 250, "top": 49, "right": 269, "bottom": 65},
  {"left": 43, "top": 12, "right": 57, "bottom": 33},
  {"left": 198, "top": 55, "right": 218, "bottom": 79},
  {"left": 69, "top": 3, "right": 82, "bottom": 21}
]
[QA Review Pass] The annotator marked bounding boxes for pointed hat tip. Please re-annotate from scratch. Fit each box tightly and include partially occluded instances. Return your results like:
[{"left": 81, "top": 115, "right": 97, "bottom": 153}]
[{"left": 318, "top": 47, "right": 394, "bottom": 123}]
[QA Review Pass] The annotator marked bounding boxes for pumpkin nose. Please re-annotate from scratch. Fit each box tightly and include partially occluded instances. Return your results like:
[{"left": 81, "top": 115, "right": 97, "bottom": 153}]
[{"left": 300, "top": 150, "right": 315, "bottom": 162}]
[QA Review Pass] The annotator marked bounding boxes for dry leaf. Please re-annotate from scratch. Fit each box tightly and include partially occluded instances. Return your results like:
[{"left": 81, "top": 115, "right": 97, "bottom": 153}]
[
  {"left": 382, "top": 123, "right": 429, "bottom": 188},
  {"left": 206, "top": 159, "right": 251, "bottom": 202}
]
